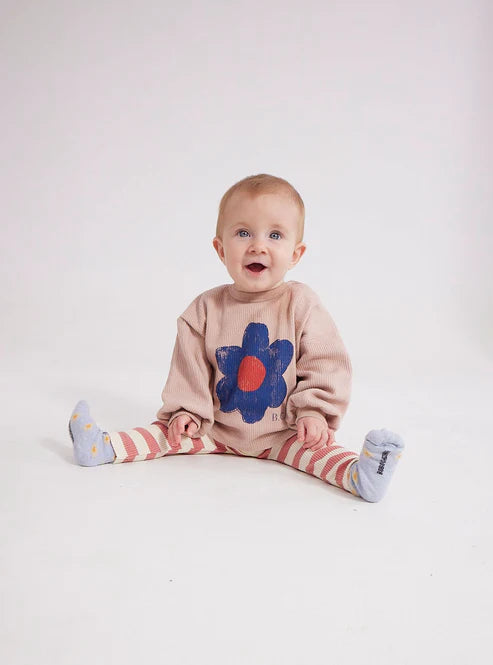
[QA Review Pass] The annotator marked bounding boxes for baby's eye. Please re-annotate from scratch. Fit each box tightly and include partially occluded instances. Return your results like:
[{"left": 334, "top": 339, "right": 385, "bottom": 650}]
[
  {"left": 270, "top": 231, "right": 282, "bottom": 240},
  {"left": 237, "top": 229, "right": 250, "bottom": 238}
]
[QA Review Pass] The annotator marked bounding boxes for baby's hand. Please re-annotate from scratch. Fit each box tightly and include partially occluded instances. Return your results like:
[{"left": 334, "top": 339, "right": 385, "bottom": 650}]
[
  {"left": 168, "top": 415, "right": 199, "bottom": 447},
  {"left": 297, "top": 417, "right": 335, "bottom": 451}
]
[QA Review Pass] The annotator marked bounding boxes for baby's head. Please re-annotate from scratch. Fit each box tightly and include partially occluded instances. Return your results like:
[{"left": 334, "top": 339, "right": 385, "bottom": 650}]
[{"left": 213, "top": 174, "right": 307, "bottom": 293}]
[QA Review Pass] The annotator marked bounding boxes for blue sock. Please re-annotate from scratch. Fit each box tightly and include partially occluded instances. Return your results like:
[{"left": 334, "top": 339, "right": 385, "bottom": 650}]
[
  {"left": 69, "top": 400, "right": 115, "bottom": 466},
  {"left": 349, "top": 429, "right": 404, "bottom": 502}
]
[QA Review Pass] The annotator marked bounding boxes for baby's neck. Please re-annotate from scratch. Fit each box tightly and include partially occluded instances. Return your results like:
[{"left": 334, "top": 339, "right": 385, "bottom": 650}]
[{"left": 227, "top": 281, "right": 289, "bottom": 302}]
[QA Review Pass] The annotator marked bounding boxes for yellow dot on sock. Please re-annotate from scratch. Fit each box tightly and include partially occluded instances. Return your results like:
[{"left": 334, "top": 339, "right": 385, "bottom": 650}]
[
  {"left": 91, "top": 444, "right": 97, "bottom": 456},
  {"left": 84, "top": 423, "right": 93, "bottom": 430},
  {"left": 352, "top": 470, "right": 358, "bottom": 483},
  {"left": 363, "top": 448, "right": 373, "bottom": 458},
  {"left": 72, "top": 414, "right": 79, "bottom": 420},
  {"left": 397, "top": 453, "right": 402, "bottom": 460},
  {"left": 104, "top": 435, "right": 110, "bottom": 444}
]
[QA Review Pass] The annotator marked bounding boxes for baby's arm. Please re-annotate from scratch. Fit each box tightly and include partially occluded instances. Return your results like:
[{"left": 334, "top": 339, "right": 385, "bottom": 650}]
[
  {"left": 286, "top": 301, "right": 352, "bottom": 437},
  {"left": 156, "top": 316, "right": 214, "bottom": 442}
]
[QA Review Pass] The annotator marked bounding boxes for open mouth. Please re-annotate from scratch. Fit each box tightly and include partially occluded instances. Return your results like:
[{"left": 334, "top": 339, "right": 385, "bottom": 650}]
[{"left": 245, "top": 263, "right": 267, "bottom": 273}]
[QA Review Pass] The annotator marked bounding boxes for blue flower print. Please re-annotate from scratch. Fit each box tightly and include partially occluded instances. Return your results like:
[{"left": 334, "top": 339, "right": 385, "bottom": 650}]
[{"left": 215, "top": 322, "right": 293, "bottom": 424}]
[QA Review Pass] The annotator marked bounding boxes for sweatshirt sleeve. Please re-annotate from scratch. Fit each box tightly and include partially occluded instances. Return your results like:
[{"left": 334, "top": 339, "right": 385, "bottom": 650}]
[
  {"left": 285, "top": 299, "right": 352, "bottom": 431},
  {"left": 156, "top": 315, "right": 214, "bottom": 437}
]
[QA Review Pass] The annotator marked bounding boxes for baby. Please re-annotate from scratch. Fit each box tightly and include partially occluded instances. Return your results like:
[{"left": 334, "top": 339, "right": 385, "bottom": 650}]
[{"left": 69, "top": 174, "right": 404, "bottom": 502}]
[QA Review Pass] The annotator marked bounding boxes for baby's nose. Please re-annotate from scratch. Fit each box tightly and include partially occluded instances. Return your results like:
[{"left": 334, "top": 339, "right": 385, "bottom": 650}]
[{"left": 249, "top": 239, "right": 267, "bottom": 252}]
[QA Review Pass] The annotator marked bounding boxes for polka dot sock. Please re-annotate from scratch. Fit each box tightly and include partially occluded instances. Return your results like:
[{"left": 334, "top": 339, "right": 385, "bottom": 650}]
[
  {"left": 69, "top": 400, "right": 115, "bottom": 466},
  {"left": 349, "top": 429, "right": 404, "bottom": 502}
]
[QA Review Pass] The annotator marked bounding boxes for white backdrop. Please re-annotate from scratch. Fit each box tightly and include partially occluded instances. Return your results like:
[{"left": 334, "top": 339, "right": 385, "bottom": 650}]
[
  {"left": 2, "top": 0, "right": 491, "bottom": 380},
  {"left": 1, "top": 2, "right": 492, "bottom": 664}
]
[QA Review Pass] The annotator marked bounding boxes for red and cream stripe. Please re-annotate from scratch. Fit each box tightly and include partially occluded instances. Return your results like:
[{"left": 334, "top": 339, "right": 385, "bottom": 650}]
[
  {"left": 268, "top": 436, "right": 359, "bottom": 492},
  {"left": 109, "top": 422, "right": 228, "bottom": 463},
  {"left": 108, "top": 424, "right": 359, "bottom": 493}
]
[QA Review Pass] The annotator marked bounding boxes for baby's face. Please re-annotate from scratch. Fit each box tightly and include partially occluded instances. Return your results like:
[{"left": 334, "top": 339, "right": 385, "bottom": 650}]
[{"left": 213, "top": 191, "right": 306, "bottom": 293}]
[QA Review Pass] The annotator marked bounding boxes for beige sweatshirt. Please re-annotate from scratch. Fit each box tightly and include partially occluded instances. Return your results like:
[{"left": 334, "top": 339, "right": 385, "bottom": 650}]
[{"left": 156, "top": 280, "right": 352, "bottom": 453}]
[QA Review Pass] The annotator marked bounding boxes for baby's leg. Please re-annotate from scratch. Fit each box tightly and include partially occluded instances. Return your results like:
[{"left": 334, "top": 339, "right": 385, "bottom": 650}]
[
  {"left": 69, "top": 401, "right": 222, "bottom": 466},
  {"left": 268, "top": 434, "right": 359, "bottom": 494},
  {"left": 110, "top": 420, "right": 223, "bottom": 463},
  {"left": 269, "top": 429, "right": 404, "bottom": 502}
]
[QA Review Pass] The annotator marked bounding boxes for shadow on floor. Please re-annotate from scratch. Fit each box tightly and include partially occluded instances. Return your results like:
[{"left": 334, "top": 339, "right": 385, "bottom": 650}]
[{"left": 41, "top": 437, "right": 77, "bottom": 465}]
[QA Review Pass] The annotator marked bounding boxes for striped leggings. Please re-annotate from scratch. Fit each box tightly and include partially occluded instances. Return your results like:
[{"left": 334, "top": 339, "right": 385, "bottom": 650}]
[{"left": 109, "top": 422, "right": 361, "bottom": 497}]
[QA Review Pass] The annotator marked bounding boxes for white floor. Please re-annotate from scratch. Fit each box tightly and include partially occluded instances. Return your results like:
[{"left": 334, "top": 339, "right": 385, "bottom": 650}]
[{"left": 1, "top": 360, "right": 492, "bottom": 665}]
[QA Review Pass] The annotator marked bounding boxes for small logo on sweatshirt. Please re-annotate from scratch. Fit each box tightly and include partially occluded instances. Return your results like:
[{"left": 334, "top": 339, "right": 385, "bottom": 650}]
[{"left": 377, "top": 450, "right": 390, "bottom": 475}]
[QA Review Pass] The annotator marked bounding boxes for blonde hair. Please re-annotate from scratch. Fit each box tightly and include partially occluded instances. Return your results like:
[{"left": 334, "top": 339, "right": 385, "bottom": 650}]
[{"left": 216, "top": 173, "right": 305, "bottom": 241}]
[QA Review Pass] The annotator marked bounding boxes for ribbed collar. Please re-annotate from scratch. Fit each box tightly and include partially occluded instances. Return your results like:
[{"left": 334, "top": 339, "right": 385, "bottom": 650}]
[{"left": 227, "top": 281, "right": 290, "bottom": 303}]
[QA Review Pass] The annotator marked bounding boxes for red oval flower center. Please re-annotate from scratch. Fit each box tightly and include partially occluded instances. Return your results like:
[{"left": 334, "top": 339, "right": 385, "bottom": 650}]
[{"left": 237, "top": 355, "right": 266, "bottom": 392}]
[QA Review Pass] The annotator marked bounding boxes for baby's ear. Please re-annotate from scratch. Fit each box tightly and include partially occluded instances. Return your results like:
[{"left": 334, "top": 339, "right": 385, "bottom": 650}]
[
  {"left": 291, "top": 242, "right": 306, "bottom": 267},
  {"left": 212, "top": 236, "right": 225, "bottom": 263}
]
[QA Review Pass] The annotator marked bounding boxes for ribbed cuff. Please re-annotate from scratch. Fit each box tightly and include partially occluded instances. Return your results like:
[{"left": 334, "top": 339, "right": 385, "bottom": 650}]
[
  {"left": 295, "top": 410, "right": 329, "bottom": 425},
  {"left": 168, "top": 411, "right": 202, "bottom": 431}
]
